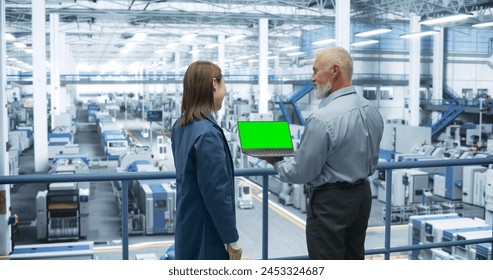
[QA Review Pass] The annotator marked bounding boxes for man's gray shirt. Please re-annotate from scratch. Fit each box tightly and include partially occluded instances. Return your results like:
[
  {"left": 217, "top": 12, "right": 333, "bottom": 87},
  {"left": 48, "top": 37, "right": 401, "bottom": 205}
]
[{"left": 274, "top": 85, "right": 384, "bottom": 188}]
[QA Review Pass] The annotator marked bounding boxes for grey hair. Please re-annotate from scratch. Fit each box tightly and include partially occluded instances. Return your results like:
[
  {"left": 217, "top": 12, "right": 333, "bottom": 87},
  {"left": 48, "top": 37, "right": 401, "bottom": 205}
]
[{"left": 314, "top": 46, "right": 353, "bottom": 79}]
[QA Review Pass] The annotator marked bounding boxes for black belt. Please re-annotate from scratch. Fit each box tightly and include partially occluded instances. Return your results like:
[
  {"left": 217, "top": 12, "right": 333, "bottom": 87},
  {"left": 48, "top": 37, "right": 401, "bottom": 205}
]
[{"left": 312, "top": 178, "right": 367, "bottom": 191}]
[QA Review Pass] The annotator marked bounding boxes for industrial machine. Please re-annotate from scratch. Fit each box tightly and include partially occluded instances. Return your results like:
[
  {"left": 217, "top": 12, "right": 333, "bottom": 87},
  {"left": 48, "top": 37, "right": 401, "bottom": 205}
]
[
  {"left": 440, "top": 225, "right": 492, "bottom": 255},
  {"left": 475, "top": 242, "right": 492, "bottom": 260},
  {"left": 236, "top": 180, "right": 253, "bottom": 209},
  {"left": 454, "top": 230, "right": 493, "bottom": 259},
  {"left": 36, "top": 156, "right": 91, "bottom": 242},
  {"left": 408, "top": 213, "right": 460, "bottom": 260},
  {"left": 462, "top": 165, "right": 487, "bottom": 204},
  {"left": 117, "top": 160, "right": 176, "bottom": 235},
  {"left": 391, "top": 169, "right": 429, "bottom": 206},
  {"left": 485, "top": 169, "right": 493, "bottom": 225},
  {"left": 36, "top": 183, "right": 89, "bottom": 242},
  {"left": 432, "top": 166, "right": 463, "bottom": 201},
  {"left": 420, "top": 217, "right": 487, "bottom": 259},
  {"left": 136, "top": 180, "right": 176, "bottom": 235},
  {"left": 47, "top": 131, "right": 74, "bottom": 159}
]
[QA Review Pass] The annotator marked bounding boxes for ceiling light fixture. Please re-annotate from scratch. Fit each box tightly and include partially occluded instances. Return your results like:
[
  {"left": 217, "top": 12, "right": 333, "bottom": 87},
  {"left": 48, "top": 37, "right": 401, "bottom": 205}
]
[
  {"left": 312, "top": 39, "right": 336, "bottom": 45},
  {"left": 351, "top": 40, "right": 379, "bottom": 46},
  {"left": 280, "top": 46, "right": 300, "bottom": 52},
  {"left": 5, "top": 33, "right": 16, "bottom": 41},
  {"left": 13, "top": 42, "right": 27, "bottom": 48},
  {"left": 224, "top": 34, "right": 246, "bottom": 43},
  {"left": 180, "top": 33, "right": 197, "bottom": 41},
  {"left": 124, "top": 42, "right": 137, "bottom": 49},
  {"left": 472, "top": 21, "right": 493, "bottom": 28},
  {"left": 188, "top": 49, "right": 202, "bottom": 54},
  {"left": 165, "top": 43, "right": 180, "bottom": 49},
  {"left": 420, "top": 14, "right": 472, "bottom": 25},
  {"left": 236, "top": 55, "right": 250, "bottom": 60},
  {"left": 287, "top": 51, "right": 303, "bottom": 57},
  {"left": 204, "top": 43, "right": 220, "bottom": 49},
  {"left": 132, "top": 32, "right": 147, "bottom": 41},
  {"left": 400, "top": 30, "right": 438, "bottom": 39},
  {"left": 355, "top": 28, "right": 392, "bottom": 37}
]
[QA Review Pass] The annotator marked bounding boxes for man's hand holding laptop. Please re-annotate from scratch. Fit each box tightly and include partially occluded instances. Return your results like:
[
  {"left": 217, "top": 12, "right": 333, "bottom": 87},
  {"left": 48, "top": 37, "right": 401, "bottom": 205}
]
[{"left": 260, "top": 156, "right": 283, "bottom": 165}]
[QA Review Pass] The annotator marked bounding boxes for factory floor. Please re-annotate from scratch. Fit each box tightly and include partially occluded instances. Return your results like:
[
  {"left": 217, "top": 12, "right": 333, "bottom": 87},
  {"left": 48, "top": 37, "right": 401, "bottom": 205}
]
[{"left": 5, "top": 108, "right": 486, "bottom": 260}]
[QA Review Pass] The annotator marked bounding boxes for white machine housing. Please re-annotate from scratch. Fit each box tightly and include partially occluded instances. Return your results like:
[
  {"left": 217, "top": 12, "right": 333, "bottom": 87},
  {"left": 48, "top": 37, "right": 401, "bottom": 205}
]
[{"left": 392, "top": 169, "right": 429, "bottom": 206}]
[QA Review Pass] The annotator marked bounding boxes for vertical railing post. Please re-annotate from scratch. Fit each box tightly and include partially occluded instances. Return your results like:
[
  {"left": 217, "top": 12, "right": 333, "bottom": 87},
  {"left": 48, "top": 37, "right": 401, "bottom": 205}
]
[
  {"left": 262, "top": 174, "right": 269, "bottom": 260},
  {"left": 121, "top": 180, "right": 129, "bottom": 260},
  {"left": 384, "top": 169, "right": 392, "bottom": 260},
  {"left": 490, "top": 227, "right": 493, "bottom": 260}
]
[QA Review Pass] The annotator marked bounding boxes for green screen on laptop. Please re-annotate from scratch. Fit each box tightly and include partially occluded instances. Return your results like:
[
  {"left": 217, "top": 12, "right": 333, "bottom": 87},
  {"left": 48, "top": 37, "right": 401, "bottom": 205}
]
[{"left": 237, "top": 121, "right": 293, "bottom": 149}]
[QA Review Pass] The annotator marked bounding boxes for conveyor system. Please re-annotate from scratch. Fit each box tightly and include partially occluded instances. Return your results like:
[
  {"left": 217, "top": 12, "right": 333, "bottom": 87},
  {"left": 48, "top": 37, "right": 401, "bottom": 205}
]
[{"left": 9, "top": 241, "right": 94, "bottom": 260}]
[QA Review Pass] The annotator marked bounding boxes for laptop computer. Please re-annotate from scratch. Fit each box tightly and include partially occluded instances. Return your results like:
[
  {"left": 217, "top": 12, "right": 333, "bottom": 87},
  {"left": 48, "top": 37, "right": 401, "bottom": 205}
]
[{"left": 237, "top": 121, "right": 296, "bottom": 157}]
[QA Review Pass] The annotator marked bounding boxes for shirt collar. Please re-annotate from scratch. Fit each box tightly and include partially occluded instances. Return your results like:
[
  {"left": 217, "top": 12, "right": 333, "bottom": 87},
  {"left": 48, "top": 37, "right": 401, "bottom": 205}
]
[
  {"left": 206, "top": 114, "right": 219, "bottom": 125},
  {"left": 318, "top": 85, "right": 357, "bottom": 109}
]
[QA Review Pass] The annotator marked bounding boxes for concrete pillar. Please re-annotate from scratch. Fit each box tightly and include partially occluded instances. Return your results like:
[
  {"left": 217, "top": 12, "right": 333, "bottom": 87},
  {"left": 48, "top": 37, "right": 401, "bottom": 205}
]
[
  {"left": 218, "top": 35, "right": 225, "bottom": 70},
  {"left": 433, "top": 27, "right": 444, "bottom": 100},
  {"left": 335, "top": 0, "right": 351, "bottom": 51},
  {"left": 174, "top": 52, "right": 181, "bottom": 75},
  {"left": 217, "top": 35, "right": 226, "bottom": 122},
  {"left": 432, "top": 27, "right": 444, "bottom": 121},
  {"left": 0, "top": 0, "right": 12, "bottom": 256},
  {"left": 33, "top": 0, "right": 49, "bottom": 172},
  {"left": 59, "top": 32, "right": 67, "bottom": 113},
  {"left": 174, "top": 52, "right": 181, "bottom": 101},
  {"left": 192, "top": 45, "right": 199, "bottom": 62},
  {"left": 258, "top": 18, "right": 269, "bottom": 114},
  {"left": 408, "top": 13, "right": 421, "bottom": 126},
  {"left": 50, "top": 13, "right": 60, "bottom": 128}
]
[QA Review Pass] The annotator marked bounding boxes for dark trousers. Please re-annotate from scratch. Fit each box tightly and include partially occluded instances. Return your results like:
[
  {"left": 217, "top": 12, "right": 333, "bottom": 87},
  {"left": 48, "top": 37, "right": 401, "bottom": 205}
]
[{"left": 306, "top": 179, "right": 372, "bottom": 260}]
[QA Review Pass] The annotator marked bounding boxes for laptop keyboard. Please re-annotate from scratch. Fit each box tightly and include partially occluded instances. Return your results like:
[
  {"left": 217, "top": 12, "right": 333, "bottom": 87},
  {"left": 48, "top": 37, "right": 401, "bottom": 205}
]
[{"left": 247, "top": 149, "right": 294, "bottom": 156}]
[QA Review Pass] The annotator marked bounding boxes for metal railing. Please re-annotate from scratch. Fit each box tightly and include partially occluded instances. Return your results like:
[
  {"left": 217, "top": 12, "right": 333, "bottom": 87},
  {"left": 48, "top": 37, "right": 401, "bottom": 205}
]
[{"left": 1, "top": 158, "right": 493, "bottom": 260}]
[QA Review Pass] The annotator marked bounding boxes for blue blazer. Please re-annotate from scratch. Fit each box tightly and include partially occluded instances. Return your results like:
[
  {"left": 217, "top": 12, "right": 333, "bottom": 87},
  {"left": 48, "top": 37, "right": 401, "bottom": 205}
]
[{"left": 171, "top": 116, "right": 238, "bottom": 260}]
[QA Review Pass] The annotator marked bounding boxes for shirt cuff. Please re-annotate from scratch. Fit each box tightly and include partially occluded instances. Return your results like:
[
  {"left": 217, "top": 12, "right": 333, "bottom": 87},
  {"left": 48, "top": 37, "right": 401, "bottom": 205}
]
[
  {"left": 273, "top": 160, "right": 283, "bottom": 171},
  {"left": 225, "top": 239, "right": 240, "bottom": 250}
]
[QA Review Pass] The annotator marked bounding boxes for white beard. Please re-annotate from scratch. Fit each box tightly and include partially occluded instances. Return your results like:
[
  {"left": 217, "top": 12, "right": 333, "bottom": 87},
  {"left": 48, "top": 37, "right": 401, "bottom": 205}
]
[{"left": 315, "top": 82, "right": 332, "bottom": 99}]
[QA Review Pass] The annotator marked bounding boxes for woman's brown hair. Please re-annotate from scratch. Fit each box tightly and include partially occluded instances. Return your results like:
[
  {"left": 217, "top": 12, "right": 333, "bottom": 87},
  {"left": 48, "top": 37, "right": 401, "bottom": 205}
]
[{"left": 180, "top": 60, "right": 222, "bottom": 126}]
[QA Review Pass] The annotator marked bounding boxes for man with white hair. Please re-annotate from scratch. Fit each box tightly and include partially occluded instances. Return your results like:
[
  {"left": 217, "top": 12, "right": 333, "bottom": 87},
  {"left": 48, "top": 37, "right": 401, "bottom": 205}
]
[{"left": 264, "top": 46, "right": 384, "bottom": 259}]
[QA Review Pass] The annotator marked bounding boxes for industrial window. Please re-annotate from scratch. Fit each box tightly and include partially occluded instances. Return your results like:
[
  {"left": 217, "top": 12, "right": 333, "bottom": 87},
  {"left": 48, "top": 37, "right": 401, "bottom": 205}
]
[
  {"left": 380, "top": 87, "right": 393, "bottom": 100},
  {"left": 363, "top": 87, "right": 377, "bottom": 100},
  {"left": 154, "top": 200, "right": 166, "bottom": 208}
]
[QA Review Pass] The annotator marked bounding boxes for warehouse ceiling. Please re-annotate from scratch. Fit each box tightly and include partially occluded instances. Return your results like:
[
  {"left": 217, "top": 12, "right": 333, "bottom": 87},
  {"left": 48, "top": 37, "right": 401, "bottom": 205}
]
[{"left": 3, "top": 0, "right": 493, "bottom": 74}]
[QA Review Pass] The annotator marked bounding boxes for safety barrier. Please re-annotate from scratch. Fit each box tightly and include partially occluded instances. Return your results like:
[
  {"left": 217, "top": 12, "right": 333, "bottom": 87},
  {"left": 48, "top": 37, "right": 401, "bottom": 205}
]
[{"left": 1, "top": 157, "right": 493, "bottom": 260}]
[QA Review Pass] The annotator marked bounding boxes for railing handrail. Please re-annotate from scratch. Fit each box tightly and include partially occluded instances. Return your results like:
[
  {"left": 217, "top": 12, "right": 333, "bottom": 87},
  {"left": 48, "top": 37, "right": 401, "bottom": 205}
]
[
  {"left": 2, "top": 158, "right": 492, "bottom": 184},
  {"left": 1, "top": 158, "right": 493, "bottom": 260}
]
